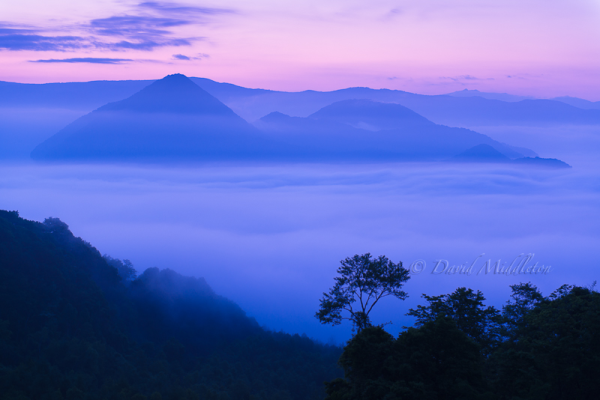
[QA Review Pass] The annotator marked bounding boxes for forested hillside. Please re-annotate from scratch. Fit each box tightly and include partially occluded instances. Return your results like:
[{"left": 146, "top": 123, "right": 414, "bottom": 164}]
[
  {"left": 0, "top": 210, "right": 342, "bottom": 400},
  {"left": 2, "top": 207, "right": 599, "bottom": 400}
]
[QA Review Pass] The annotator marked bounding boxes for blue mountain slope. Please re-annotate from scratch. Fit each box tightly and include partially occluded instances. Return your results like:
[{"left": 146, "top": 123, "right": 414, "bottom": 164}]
[
  {"left": 97, "top": 74, "right": 239, "bottom": 116},
  {"left": 0, "top": 79, "right": 151, "bottom": 110},
  {"left": 445, "top": 89, "right": 534, "bottom": 102},
  {"left": 256, "top": 100, "right": 537, "bottom": 161},
  {"left": 30, "top": 74, "right": 264, "bottom": 161},
  {"left": 309, "top": 99, "right": 433, "bottom": 130},
  {"left": 3, "top": 77, "right": 599, "bottom": 126},
  {"left": 513, "top": 156, "right": 571, "bottom": 168},
  {"left": 551, "top": 96, "right": 600, "bottom": 110},
  {"left": 27, "top": 76, "right": 571, "bottom": 164},
  {"left": 452, "top": 144, "right": 512, "bottom": 163},
  {"left": 451, "top": 144, "right": 571, "bottom": 168},
  {"left": 403, "top": 97, "right": 600, "bottom": 126},
  {"left": 202, "top": 85, "right": 600, "bottom": 126}
]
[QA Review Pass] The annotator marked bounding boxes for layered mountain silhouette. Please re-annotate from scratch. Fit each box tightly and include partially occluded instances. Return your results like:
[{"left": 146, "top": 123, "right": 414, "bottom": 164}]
[
  {"left": 445, "top": 89, "right": 600, "bottom": 110},
  {"left": 452, "top": 144, "right": 512, "bottom": 163},
  {"left": 4, "top": 76, "right": 600, "bottom": 127},
  {"left": 445, "top": 89, "right": 534, "bottom": 102},
  {"left": 0, "top": 79, "right": 151, "bottom": 110},
  {"left": 31, "top": 74, "right": 573, "bottom": 165},
  {"left": 451, "top": 144, "right": 571, "bottom": 168},
  {"left": 550, "top": 96, "right": 600, "bottom": 110},
  {"left": 309, "top": 99, "right": 432, "bottom": 129},
  {"left": 237, "top": 90, "right": 600, "bottom": 127},
  {"left": 255, "top": 99, "right": 536, "bottom": 161},
  {"left": 31, "top": 74, "right": 265, "bottom": 161},
  {"left": 1, "top": 76, "right": 596, "bottom": 163},
  {"left": 512, "top": 156, "right": 572, "bottom": 168},
  {"left": 184, "top": 81, "right": 600, "bottom": 126}
]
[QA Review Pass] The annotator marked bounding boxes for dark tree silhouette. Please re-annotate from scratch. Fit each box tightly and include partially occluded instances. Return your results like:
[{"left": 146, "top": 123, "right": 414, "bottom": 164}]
[
  {"left": 325, "top": 282, "right": 600, "bottom": 400},
  {"left": 316, "top": 253, "right": 410, "bottom": 333},
  {"left": 0, "top": 210, "right": 342, "bottom": 400},
  {"left": 407, "top": 287, "right": 502, "bottom": 353}
]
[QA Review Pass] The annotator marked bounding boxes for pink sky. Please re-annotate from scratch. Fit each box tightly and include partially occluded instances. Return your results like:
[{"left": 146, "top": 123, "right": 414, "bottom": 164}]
[{"left": 1, "top": 0, "right": 600, "bottom": 99}]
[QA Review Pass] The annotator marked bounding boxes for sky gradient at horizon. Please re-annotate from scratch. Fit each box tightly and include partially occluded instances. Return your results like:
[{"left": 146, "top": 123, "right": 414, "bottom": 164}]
[{"left": 1, "top": 0, "right": 600, "bottom": 99}]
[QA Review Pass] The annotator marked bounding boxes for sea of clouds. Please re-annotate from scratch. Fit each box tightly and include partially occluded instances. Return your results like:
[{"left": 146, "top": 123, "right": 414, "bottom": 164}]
[{"left": 2, "top": 123, "right": 599, "bottom": 342}]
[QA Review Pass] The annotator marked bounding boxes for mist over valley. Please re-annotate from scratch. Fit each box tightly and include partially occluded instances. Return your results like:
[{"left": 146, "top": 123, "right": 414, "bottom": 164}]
[
  {"left": 1, "top": 71, "right": 600, "bottom": 399},
  {"left": 2, "top": 73, "right": 599, "bottom": 341}
]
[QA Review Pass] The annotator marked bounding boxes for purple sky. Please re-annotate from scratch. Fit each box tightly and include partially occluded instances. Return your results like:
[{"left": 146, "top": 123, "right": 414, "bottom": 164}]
[
  {"left": 1, "top": 1, "right": 600, "bottom": 343},
  {"left": 1, "top": 0, "right": 600, "bottom": 99}
]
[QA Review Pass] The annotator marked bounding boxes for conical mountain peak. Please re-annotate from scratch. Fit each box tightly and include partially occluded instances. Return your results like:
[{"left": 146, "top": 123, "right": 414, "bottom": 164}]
[
  {"left": 30, "top": 73, "right": 260, "bottom": 161},
  {"left": 97, "top": 73, "right": 237, "bottom": 116}
]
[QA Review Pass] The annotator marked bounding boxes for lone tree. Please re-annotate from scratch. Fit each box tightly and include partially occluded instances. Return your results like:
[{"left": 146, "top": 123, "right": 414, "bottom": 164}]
[{"left": 316, "top": 253, "right": 410, "bottom": 333}]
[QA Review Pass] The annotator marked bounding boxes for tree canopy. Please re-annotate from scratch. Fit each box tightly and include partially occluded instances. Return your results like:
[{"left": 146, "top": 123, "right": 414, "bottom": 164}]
[
  {"left": 407, "top": 287, "right": 502, "bottom": 353},
  {"left": 325, "top": 282, "right": 600, "bottom": 400},
  {"left": 315, "top": 253, "right": 410, "bottom": 333},
  {"left": 0, "top": 210, "right": 342, "bottom": 400}
]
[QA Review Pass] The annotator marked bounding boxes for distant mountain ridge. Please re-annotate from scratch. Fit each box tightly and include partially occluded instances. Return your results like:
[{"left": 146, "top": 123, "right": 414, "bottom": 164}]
[
  {"left": 550, "top": 96, "right": 600, "bottom": 110},
  {"left": 309, "top": 99, "right": 433, "bottom": 129},
  {"left": 444, "top": 89, "right": 600, "bottom": 110},
  {"left": 0, "top": 79, "right": 152, "bottom": 110},
  {"left": 2, "top": 77, "right": 599, "bottom": 126},
  {"left": 451, "top": 144, "right": 571, "bottom": 168},
  {"left": 445, "top": 89, "right": 534, "bottom": 102},
  {"left": 197, "top": 83, "right": 600, "bottom": 126},
  {"left": 31, "top": 74, "right": 265, "bottom": 161},
  {"left": 98, "top": 74, "right": 238, "bottom": 116},
  {"left": 28, "top": 74, "right": 573, "bottom": 165},
  {"left": 452, "top": 144, "right": 512, "bottom": 162},
  {"left": 256, "top": 99, "right": 536, "bottom": 161}
]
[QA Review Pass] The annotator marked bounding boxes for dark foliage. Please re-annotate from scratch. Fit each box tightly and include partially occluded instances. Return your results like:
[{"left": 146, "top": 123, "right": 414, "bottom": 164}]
[
  {"left": 103, "top": 256, "right": 137, "bottom": 283},
  {"left": 491, "top": 284, "right": 600, "bottom": 400},
  {"left": 0, "top": 210, "right": 342, "bottom": 400},
  {"left": 326, "top": 320, "right": 490, "bottom": 400},
  {"left": 316, "top": 254, "right": 409, "bottom": 333},
  {"left": 407, "top": 287, "right": 502, "bottom": 354},
  {"left": 4, "top": 207, "right": 599, "bottom": 400},
  {"left": 326, "top": 284, "right": 600, "bottom": 400}
]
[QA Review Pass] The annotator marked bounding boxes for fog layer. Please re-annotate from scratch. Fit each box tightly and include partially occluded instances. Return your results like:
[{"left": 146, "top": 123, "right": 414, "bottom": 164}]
[{"left": 2, "top": 128, "right": 598, "bottom": 342}]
